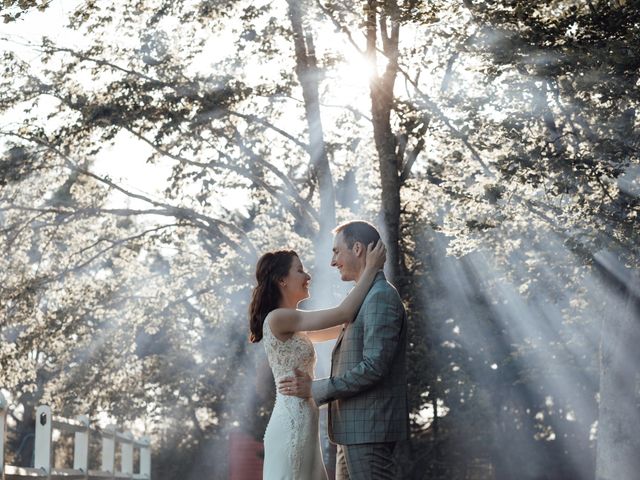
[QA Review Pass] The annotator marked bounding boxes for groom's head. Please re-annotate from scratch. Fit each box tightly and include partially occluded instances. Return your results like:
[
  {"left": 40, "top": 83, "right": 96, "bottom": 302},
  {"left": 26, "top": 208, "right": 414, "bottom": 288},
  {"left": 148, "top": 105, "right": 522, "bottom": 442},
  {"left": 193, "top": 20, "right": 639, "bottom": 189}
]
[{"left": 331, "top": 220, "right": 381, "bottom": 282}]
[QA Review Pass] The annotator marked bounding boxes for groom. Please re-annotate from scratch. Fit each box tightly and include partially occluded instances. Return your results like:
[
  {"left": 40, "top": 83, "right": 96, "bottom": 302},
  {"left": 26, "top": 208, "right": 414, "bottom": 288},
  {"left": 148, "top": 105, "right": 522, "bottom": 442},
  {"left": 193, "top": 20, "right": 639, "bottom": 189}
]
[{"left": 279, "top": 220, "right": 409, "bottom": 479}]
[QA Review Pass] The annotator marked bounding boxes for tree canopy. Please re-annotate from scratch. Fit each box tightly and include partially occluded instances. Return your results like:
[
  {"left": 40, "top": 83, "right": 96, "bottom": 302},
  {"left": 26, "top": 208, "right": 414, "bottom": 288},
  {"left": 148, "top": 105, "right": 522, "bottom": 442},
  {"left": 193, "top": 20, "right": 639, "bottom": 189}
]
[{"left": 1, "top": 1, "right": 638, "bottom": 479}]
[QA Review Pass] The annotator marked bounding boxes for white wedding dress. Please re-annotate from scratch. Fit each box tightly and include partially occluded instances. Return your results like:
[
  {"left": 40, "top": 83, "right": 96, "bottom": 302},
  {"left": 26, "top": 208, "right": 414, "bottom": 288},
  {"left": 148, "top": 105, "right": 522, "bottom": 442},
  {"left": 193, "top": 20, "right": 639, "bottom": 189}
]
[{"left": 262, "top": 319, "right": 328, "bottom": 480}]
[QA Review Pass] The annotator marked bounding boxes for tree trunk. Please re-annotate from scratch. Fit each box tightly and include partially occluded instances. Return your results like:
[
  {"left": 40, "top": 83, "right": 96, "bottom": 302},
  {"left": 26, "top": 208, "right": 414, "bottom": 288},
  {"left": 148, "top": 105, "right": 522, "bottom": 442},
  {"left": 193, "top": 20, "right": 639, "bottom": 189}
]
[
  {"left": 364, "top": 4, "right": 421, "bottom": 477},
  {"left": 365, "top": 1, "right": 404, "bottom": 287},
  {"left": 287, "top": 0, "right": 335, "bottom": 231},
  {"left": 595, "top": 252, "right": 640, "bottom": 480},
  {"left": 287, "top": 0, "right": 336, "bottom": 309}
]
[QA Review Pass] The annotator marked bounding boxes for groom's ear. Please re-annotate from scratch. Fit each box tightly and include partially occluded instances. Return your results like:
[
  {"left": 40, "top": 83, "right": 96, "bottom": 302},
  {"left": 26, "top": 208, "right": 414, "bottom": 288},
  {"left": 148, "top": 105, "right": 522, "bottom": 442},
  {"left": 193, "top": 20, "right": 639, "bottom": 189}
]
[{"left": 353, "top": 241, "right": 364, "bottom": 257}]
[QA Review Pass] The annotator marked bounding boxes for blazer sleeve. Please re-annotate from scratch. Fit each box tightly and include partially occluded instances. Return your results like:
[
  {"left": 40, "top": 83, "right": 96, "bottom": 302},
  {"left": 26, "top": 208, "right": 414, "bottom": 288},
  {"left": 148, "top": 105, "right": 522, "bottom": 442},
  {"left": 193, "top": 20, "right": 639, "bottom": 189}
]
[{"left": 312, "top": 288, "right": 404, "bottom": 406}]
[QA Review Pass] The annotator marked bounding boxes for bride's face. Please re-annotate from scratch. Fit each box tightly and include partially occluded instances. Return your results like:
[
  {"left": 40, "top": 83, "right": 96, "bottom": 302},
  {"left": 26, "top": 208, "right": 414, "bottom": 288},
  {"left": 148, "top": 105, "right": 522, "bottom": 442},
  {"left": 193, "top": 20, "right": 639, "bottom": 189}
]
[{"left": 281, "top": 256, "right": 311, "bottom": 303}]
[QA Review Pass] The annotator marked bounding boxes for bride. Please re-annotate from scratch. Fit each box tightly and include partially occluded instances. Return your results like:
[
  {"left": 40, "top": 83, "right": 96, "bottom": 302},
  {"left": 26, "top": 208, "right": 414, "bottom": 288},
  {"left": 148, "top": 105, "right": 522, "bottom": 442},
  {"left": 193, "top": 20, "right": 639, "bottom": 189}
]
[{"left": 249, "top": 241, "right": 385, "bottom": 480}]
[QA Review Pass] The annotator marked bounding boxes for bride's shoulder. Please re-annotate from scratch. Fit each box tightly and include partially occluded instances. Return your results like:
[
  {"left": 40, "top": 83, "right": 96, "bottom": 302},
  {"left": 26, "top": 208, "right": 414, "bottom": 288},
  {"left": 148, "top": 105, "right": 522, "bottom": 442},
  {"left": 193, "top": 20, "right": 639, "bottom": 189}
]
[
  {"left": 265, "top": 309, "right": 297, "bottom": 342},
  {"left": 266, "top": 307, "right": 289, "bottom": 320},
  {"left": 265, "top": 308, "right": 296, "bottom": 329}
]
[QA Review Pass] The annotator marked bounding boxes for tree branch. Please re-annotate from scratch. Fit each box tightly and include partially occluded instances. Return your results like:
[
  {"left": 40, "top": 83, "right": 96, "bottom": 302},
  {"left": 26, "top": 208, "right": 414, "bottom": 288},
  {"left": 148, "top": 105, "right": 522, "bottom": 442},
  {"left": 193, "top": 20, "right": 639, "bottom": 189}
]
[
  {"left": 315, "top": 0, "right": 366, "bottom": 56},
  {"left": 394, "top": 64, "right": 492, "bottom": 176},
  {"left": 400, "top": 115, "right": 430, "bottom": 183},
  {"left": 227, "top": 110, "right": 309, "bottom": 151},
  {"left": 0, "top": 130, "right": 257, "bottom": 259}
]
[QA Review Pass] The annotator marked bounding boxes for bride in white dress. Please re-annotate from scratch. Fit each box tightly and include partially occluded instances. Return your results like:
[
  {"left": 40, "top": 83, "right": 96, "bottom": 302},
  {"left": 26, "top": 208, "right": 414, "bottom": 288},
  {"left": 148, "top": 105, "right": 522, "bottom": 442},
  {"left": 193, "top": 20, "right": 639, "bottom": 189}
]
[{"left": 249, "top": 241, "right": 385, "bottom": 480}]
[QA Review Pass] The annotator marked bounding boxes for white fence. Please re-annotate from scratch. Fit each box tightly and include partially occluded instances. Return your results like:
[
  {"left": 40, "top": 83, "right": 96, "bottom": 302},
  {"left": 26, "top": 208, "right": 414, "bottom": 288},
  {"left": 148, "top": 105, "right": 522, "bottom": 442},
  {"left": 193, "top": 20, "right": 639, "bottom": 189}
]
[{"left": 0, "top": 392, "right": 151, "bottom": 480}]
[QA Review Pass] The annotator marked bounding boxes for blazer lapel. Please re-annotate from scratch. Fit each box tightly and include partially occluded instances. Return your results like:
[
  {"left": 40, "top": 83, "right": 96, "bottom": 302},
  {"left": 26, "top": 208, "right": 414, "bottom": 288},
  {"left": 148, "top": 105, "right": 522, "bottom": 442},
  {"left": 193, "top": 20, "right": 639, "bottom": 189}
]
[{"left": 333, "top": 325, "right": 347, "bottom": 352}]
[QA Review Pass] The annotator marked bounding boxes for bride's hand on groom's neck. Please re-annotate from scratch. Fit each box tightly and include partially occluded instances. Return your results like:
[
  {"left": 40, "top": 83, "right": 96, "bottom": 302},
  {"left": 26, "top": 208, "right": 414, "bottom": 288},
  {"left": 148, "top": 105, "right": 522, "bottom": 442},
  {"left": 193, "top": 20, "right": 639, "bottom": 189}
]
[{"left": 363, "top": 240, "right": 386, "bottom": 274}]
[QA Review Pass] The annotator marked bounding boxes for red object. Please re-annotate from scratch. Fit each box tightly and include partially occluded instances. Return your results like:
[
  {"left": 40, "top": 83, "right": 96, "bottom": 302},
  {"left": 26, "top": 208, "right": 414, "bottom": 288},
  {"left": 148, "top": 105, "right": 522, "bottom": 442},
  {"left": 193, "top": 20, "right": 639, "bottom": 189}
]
[{"left": 228, "top": 430, "right": 264, "bottom": 480}]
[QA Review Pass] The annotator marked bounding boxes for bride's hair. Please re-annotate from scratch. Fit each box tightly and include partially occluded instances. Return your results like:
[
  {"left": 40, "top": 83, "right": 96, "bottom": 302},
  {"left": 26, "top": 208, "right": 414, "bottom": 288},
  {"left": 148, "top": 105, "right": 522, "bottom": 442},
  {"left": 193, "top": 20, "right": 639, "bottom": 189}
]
[{"left": 249, "top": 250, "right": 298, "bottom": 343}]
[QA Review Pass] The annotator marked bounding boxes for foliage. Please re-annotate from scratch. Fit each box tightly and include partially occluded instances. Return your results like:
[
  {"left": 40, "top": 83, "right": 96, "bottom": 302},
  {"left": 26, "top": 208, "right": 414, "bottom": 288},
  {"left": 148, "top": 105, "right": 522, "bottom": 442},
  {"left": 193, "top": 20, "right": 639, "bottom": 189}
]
[{"left": 0, "top": 1, "right": 638, "bottom": 479}]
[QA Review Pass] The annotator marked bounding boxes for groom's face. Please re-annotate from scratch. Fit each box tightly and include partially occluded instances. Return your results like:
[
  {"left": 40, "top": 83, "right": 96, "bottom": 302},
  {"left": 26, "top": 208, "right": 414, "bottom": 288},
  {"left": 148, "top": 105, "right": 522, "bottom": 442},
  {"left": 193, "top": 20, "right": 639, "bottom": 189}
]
[{"left": 331, "top": 232, "right": 360, "bottom": 282}]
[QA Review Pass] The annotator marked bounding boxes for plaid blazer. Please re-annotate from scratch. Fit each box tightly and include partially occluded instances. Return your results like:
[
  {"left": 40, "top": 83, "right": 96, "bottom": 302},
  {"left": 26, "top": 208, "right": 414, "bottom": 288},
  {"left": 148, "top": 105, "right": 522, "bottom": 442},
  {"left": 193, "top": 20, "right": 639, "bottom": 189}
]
[{"left": 312, "top": 271, "right": 409, "bottom": 445}]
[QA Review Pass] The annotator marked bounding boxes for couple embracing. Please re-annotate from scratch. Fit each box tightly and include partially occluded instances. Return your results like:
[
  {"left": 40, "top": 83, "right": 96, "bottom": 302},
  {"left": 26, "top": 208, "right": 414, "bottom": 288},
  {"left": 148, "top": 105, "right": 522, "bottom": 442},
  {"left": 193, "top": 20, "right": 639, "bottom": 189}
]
[{"left": 249, "top": 220, "right": 409, "bottom": 479}]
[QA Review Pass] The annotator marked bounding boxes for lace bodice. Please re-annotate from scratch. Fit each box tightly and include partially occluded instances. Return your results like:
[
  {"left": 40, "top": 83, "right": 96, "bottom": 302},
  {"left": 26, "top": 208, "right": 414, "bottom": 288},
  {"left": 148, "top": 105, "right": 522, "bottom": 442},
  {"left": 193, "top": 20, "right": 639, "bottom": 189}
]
[{"left": 263, "top": 318, "right": 316, "bottom": 381}]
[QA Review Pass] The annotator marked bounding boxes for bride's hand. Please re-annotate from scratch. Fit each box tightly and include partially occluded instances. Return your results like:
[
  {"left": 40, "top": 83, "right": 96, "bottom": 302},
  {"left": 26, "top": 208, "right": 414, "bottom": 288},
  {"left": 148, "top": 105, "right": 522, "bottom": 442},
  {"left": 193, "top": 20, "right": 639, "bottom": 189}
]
[{"left": 364, "top": 239, "right": 386, "bottom": 272}]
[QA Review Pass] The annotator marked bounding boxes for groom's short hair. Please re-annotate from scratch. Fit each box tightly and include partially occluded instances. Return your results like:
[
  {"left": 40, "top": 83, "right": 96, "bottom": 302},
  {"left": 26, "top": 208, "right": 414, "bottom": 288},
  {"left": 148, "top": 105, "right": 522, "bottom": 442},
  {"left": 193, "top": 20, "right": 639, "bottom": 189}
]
[{"left": 333, "top": 220, "right": 381, "bottom": 249}]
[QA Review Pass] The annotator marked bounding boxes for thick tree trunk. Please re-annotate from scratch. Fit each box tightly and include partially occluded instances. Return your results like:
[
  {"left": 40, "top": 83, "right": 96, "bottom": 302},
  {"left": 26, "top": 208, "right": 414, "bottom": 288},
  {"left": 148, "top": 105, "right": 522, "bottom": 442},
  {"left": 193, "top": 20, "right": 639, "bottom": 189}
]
[
  {"left": 364, "top": 4, "right": 419, "bottom": 478},
  {"left": 595, "top": 252, "right": 640, "bottom": 480},
  {"left": 287, "top": 0, "right": 336, "bottom": 234},
  {"left": 365, "top": 0, "right": 404, "bottom": 287},
  {"left": 287, "top": 0, "right": 336, "bottom": 309},
  {"left": 9, "top": 392, "right": 38, "bottom": 467}
]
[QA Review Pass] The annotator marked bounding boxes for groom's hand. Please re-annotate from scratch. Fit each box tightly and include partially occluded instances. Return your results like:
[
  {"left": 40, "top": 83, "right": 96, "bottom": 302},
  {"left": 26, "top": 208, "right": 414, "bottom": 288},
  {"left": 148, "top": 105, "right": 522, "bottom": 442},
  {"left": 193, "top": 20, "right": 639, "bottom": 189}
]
[{"left": 278, "top": 368, "right": 311, "bottom": 398}]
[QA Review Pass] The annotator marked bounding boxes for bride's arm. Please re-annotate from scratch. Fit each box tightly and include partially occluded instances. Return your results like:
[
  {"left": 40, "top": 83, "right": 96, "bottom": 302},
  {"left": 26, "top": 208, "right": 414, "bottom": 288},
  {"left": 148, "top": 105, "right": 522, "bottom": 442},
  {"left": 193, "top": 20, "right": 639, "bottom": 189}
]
[
  {"left": 268, "top": 241, "right": 385, "bottom": 336},
  {"left": 306, "top": 325, "right": 343, "bottom": 343}
]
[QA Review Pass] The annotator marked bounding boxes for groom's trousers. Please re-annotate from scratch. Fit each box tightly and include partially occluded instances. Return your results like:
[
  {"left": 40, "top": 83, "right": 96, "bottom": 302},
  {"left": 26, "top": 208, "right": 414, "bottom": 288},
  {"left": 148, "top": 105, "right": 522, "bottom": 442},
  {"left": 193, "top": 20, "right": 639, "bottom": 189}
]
[{"left": 336, "top": 442, "right": 396, "bottom": 480}]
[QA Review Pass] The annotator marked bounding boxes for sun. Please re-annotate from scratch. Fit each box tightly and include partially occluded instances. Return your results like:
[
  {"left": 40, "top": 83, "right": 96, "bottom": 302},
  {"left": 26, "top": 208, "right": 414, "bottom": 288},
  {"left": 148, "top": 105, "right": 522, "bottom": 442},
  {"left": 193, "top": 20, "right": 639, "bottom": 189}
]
[
  {"left": 337, "top": 52, "right": 378, "bottom": 83},
  {"left": 323, "top": 51, "right": 377, "bottom": 114}
]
